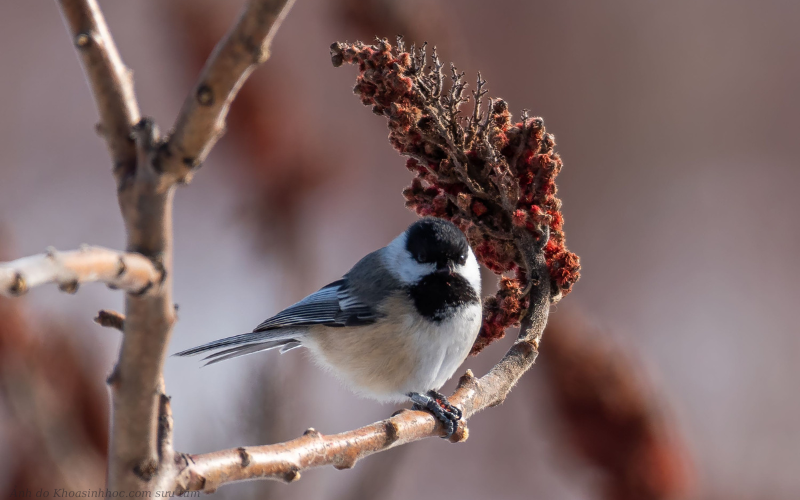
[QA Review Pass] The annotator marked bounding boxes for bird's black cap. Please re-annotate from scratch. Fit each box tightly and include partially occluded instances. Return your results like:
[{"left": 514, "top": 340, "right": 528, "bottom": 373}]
[{"left": 405, "top": 218, "right": 469, "bottom": 267}]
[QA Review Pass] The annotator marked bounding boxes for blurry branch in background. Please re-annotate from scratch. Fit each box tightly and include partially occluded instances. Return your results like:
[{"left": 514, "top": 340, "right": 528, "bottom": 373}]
[
  {"left": 0, "top": 232, "right": 108, "bottom": 495},
  {"left": 541, "top": 312, "right": 693, "bottom": 500},
  {"left": 0, "top": 247, "right": 162, "bottom": 298}
]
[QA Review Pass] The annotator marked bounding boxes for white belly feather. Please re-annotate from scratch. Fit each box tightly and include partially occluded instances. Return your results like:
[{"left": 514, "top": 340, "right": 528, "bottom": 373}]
[
  {"left": 400, "top": 302, "right": 482, "bottom": 395},
  {"left": 303, "top": 297, "right": 482, "bottom": 403}
]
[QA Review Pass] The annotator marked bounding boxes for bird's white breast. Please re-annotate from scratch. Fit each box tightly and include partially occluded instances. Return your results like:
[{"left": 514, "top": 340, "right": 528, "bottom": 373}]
[
  {"left": 399, "top": 301, "right": 482, "bottom": 395},
  {"left": 303, "top": 294, "right": 482, "bottom": 402}
]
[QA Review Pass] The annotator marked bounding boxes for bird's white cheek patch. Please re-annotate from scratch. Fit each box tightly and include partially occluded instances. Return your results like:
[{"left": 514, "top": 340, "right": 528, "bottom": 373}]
[
  {"left": 384, "top": 233, "right": 436, "bottom": 284},
  {"left": 456, "top": 251, "right": 482, "bottom": 294}
]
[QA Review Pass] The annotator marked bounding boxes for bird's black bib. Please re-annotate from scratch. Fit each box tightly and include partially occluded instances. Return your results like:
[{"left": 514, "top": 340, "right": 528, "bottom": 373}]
[{"left": 408, "top": 273, "right": 479, "bottom": 322}]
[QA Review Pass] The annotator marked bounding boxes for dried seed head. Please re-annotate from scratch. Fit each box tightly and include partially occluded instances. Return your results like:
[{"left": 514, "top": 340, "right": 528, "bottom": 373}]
[{"left": 334, "top": 40, "right": 580, "bottom": 354}]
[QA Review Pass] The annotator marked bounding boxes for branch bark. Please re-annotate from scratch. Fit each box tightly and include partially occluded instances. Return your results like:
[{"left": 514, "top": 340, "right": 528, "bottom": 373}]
[
  {"left": 0, "top": 246, "right": 161, "bottom": 297},
  {"left": 94, "top": 309, "right": 126, "bottom": 331},
  {"left": 56, "top": 0, "right": 140, "bottom": 184},
  {"left": 176, "top": 232, "right": 552, "bottom": 492},
  {"left": 108, "top": 119, "right": 178, "bottom": 493},
  {"left": 160, "top": 0, "right": 296, "bottom": 185}
]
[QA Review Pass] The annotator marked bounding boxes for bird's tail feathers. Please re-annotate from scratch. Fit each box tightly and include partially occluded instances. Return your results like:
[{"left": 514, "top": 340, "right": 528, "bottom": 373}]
[
  {"left": 173, "top": 329, "right": 302, "bottom": 364},
  {"left": 202, "top": 341, "right": 295, "bottom": 365}
]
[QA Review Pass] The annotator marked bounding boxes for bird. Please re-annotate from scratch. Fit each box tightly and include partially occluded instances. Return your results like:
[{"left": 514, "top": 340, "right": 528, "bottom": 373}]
[{"left": 174, "top": 217, "right": 482, "bottom": 437}]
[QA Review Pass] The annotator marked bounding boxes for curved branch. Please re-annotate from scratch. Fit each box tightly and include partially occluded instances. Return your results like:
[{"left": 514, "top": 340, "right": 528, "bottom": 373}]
[
  {"left": 176, "top": 239, "right": 552, "bottom": 493},
  {"left": 160, "top": 0, "right": 296, "bottom": 185},
  {"left": 56, "top": 0, "right": 141, "bottom": 184},
  {"left": 0, "top": 246, "right": 162, "bottom": 297}
]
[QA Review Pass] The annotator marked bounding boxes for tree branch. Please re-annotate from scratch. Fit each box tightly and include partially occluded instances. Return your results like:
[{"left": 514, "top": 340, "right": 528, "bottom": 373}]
[
  {"left": 108, "top": 118, "right": 178, "bottom": 493},
  {"left": 56, "top": 0, "right": 141, "bottom": 184},
  {"left": 0, "top": 247, "right": 161, "bottom": 297},
  {"left": 176, "top": 233, "right": 552, "bottom": 493},
  {"left": 159, "top": 0, "right": 296, "bottom": 185}
]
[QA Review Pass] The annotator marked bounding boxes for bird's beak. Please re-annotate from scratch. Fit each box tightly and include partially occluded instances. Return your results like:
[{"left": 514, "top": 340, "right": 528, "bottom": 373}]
[{"left": 437, "top": 262, "right": 456, "bottom": 275}]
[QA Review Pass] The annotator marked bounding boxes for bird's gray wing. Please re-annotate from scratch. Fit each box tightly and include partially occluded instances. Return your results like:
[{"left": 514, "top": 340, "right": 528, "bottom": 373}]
[
  {"left": 173, "top": 250, "right": 392, "bottom": 362},
  {"left": 253, "top": 278, "right": 378, "bottom": 331}
]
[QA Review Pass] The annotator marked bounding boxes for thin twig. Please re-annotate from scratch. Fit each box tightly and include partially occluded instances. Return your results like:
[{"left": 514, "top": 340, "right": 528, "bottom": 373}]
[
  {"left": 95, "top": 309, "right": 126, "bottom": 331},
  {"left": 160, "top": 0, "right": 296, "bottom": 184},
  {"left": 56, "top": 0, "right": 141, "bottom": 185},
  {"left": 0, "top": 246, "right": 161, "bottom": 297}
]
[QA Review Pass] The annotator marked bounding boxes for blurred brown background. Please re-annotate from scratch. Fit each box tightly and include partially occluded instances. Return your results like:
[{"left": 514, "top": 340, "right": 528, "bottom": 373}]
[{"left": 0, "top": 0, "right": 798, "bottom": 499}]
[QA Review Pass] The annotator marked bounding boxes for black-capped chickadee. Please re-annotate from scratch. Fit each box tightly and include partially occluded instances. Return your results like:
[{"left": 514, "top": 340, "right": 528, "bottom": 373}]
[{"left": 175, "top": 217, "right": 482, "bottom": 437}]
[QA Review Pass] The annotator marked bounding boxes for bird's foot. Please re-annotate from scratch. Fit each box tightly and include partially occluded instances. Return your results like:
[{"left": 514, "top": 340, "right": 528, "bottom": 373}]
[
  {"left": 428, "top": 390, "right": 462, "bottom": 419},
  {"left": 408, "top": 390, "right": 461, "bottom": 439}
]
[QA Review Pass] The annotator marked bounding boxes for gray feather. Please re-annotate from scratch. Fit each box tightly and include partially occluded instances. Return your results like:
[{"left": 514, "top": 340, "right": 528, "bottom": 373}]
[
  {"left": 279, "top": 341, "right": 303, "bottom": 353},
  {"left": 200, "top": 340, "right": 293, "bottom": 361},
  {"left": 173, "top": 329, "right": 300, "bottom": 357},
  {"left": 203, "top": 343, "right": 280, "bottom": 365},
  {"left": 173, "top": 247, "right": 400, "bottom": 365},
  {"left": 340, "top": 248, "right": 399, "bottom": 311},
  {"left": 249, "top": 250, "right": 400, "bottom": 333}
]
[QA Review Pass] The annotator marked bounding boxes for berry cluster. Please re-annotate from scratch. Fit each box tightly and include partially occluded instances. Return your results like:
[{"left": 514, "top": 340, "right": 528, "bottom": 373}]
[{"left": 332, "top": 39, "right": 580, "bottom": 354}]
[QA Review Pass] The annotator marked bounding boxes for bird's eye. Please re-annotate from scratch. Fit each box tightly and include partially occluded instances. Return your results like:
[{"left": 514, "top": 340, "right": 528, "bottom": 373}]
[{"left": 415, "top": 251, "right": 427, "bottom": 263}]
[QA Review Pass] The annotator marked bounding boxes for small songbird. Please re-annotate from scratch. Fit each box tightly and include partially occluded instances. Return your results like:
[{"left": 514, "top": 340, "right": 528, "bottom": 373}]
[{"left": 175, "top": 217, "right": 482, "bottom": 436}]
